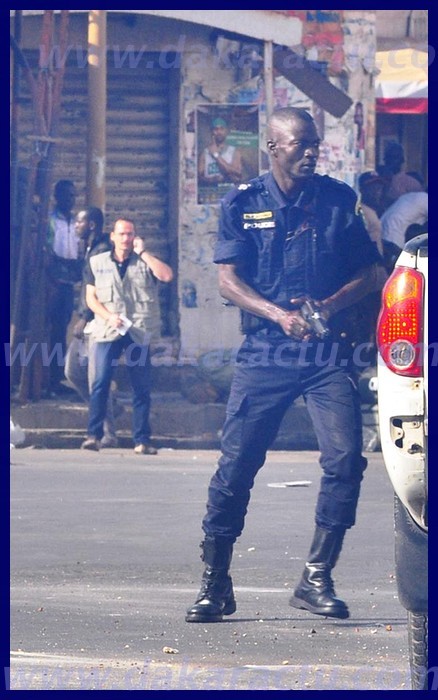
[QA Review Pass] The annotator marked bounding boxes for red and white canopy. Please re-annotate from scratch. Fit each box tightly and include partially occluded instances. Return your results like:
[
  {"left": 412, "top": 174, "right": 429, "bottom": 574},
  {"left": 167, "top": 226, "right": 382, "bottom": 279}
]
[{"left": 375, "top": 48, "right": 428, "bottom": 114}]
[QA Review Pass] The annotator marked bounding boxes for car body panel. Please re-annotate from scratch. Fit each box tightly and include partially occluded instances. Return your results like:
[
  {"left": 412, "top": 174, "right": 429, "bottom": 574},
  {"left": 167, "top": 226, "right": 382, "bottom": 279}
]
[
  {"left": 377, "top": 363, "right": 427, "bottom": 529},
  {"left": 377, "top": 235, "right": 428, "bottom": 532}
]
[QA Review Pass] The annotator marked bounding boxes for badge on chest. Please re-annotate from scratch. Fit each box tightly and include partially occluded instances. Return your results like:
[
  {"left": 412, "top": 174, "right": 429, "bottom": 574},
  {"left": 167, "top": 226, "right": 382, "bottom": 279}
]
[{"left": 242, "top": 211, "right": 275, "bottom": 230}]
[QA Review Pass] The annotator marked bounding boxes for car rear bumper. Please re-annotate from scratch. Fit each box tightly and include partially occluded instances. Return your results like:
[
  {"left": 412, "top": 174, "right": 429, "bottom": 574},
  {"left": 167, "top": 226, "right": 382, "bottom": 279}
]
[{"left": 377, "top": 360, "right": 427, "bottom": 531}]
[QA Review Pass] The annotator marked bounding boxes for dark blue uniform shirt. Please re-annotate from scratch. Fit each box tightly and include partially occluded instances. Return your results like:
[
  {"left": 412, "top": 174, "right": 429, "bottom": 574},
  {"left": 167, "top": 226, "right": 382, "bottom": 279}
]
[{"left": 214, "top": 172, "right": 382, "bottom": 335}]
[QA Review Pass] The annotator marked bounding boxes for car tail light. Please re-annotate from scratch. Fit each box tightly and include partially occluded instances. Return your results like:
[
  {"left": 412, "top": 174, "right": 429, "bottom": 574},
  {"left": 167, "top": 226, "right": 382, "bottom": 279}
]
[{"left": 377, "top": 266, "right": 424, "bottom": 377}]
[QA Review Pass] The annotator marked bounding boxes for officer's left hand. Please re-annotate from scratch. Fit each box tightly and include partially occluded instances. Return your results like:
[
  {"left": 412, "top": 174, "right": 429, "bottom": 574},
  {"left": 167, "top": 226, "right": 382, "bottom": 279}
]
[
  {"left": 288, "top": 296, "right": 318, "bottom": 340},
  {"left": 290, "top": 296, "right": 332, "bottom": 323},
  {"left": 311, "top": 299, "right": 332, "bottom": 322}
]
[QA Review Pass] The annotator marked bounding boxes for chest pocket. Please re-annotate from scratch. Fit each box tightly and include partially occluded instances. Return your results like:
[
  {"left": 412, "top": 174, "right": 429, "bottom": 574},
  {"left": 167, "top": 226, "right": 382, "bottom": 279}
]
[
  {"left": 96, "top": 285, "right": 113, "bottom": 303},
  {"left": 243, "top": 216, "right": 281, "bottom": 286},
  {"left": 283, "top": 214, "right": 317, "bottom": 296},
  {"left": 133, "top": 285, "right": 154, "bottom": 303},
  {"left": 129, "top": 267, "right": 156, "bottom": 303}
]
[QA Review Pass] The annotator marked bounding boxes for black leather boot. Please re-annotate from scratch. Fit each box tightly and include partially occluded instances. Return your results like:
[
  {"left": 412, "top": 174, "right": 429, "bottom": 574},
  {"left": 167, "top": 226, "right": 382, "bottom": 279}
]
[
  {"left": 185, "top": 537, "right": 236, "bottom": 623},
  {"left": 289, "top": 526, "right": 349, "bottom": 619}
]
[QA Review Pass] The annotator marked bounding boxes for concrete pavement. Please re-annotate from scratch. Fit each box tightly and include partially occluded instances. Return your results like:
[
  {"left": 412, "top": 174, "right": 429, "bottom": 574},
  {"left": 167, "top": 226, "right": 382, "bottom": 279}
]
[{"left": 10, "top": 447, "right": 410, "bottom": 690}]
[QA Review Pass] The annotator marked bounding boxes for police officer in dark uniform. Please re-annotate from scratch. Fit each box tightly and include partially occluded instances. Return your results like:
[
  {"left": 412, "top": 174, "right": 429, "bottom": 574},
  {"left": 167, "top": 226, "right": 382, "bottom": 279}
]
[{"left": 186, "top": 107, "right": 387, "bottom": 623}]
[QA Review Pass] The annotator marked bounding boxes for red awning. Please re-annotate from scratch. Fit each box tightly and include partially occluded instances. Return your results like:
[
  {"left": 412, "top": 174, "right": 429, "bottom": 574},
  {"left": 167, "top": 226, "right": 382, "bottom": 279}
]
[
  {"left": 375, "top": 49, "right": 428, "bottom": 115},
  {"left": 376, "top": 97, "right": 428, "bottom": 114}
]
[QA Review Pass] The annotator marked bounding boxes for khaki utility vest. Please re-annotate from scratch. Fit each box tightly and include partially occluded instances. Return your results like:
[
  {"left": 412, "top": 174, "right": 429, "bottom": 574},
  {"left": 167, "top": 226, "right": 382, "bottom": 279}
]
[{"left": 89, "top": 251, "right": 160, "bottom": 343}]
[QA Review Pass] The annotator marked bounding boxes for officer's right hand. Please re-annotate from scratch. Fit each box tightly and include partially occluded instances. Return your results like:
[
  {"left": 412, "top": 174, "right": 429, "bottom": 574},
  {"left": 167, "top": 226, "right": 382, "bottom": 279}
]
[{"left": 278, "top": 309, "right": 312, "bottom": 340}]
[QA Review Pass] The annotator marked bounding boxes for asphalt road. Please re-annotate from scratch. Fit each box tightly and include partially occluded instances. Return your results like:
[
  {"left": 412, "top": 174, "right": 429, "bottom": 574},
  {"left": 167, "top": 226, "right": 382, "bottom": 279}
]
[{"left": 10, "top": 447, "right": 411, "bottom": 690}]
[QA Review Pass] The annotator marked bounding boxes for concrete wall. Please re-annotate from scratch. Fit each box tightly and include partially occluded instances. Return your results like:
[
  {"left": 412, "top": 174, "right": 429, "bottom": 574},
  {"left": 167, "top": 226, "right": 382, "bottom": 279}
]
[
  {"left": 12, "top": 10, "right": 379, "bottom": 360},
  {"left": 177, "top": 10, "right": 378, "bottom": 357}
]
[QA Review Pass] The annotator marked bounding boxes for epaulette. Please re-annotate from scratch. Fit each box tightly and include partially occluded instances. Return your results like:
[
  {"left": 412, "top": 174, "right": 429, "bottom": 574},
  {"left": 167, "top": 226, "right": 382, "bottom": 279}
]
[{"left": 223, "top": 179, "right": 264, "bottom": 206}]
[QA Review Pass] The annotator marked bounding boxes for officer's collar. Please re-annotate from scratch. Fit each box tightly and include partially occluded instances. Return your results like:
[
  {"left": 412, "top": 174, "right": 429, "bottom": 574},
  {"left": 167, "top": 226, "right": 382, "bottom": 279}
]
[{"left": 266, "top": 172, "right": 317, "bottom": 210}]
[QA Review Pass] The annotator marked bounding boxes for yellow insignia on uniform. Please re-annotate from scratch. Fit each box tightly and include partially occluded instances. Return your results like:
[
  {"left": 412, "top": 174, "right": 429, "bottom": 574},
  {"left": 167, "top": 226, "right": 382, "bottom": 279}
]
[
  {"left": 243, "top": 211, "right": 274, "bottom": 220},
  {"left": 238, "top": 183, "right": 250, "bottom": 190}
]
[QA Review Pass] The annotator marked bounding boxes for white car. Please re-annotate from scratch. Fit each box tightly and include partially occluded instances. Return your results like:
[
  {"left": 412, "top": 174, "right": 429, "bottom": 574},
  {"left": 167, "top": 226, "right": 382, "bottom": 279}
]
[{"left": 376, "top": 233, "right": 428, "bottom": 690}]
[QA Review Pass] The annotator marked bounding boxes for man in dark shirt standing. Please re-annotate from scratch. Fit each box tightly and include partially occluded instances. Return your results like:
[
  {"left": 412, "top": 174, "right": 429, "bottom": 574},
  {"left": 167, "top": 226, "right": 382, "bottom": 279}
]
[
  {"left": 64, "top": 207, "right": 120, "bottom": 447},
  {"left": 46, "top": 179, "right": 80, "bottom": 395},
  {"left": 186, "top": 107, "right": 387, "bottom": 624}
]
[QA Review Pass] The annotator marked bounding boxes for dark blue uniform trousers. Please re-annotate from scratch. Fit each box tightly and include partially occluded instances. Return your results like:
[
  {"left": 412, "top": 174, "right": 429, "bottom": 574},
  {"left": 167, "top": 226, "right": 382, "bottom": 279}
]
[{"left": 202, "top": 336, "right": 367, "bottom": 542}]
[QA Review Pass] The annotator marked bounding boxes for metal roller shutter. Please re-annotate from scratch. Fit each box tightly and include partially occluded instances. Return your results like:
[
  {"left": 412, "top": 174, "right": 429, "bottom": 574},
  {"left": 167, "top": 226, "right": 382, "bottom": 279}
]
[{"left": 106, "top": 52, "right": 171, "bottom": 260}]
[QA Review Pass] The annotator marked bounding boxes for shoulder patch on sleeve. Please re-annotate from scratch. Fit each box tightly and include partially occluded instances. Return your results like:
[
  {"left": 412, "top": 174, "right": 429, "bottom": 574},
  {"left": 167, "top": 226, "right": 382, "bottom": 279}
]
[{"left": 223, "top": 179, "right": 263, "bottom": 206}]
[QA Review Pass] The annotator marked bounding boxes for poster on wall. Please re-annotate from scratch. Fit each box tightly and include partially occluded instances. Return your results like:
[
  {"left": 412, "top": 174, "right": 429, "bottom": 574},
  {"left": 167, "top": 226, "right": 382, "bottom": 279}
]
[{"left": 197, "top": 104, "right": 259, "bottom": 205}]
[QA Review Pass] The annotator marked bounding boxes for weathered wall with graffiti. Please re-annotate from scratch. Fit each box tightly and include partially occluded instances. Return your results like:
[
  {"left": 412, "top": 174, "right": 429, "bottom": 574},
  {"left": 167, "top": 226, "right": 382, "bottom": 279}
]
[
  {"left": 12, "top": 10, "right": 378, "bottom": 360},
  {"left": 178, "top": 9, "right": 377, "bottom": 357}
]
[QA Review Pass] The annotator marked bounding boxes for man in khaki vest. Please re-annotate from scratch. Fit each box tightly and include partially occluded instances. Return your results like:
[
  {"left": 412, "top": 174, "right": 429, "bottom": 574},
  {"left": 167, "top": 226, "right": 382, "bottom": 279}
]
[{"left": 81, "top": 217, "right": 173, "bottom": 454}]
